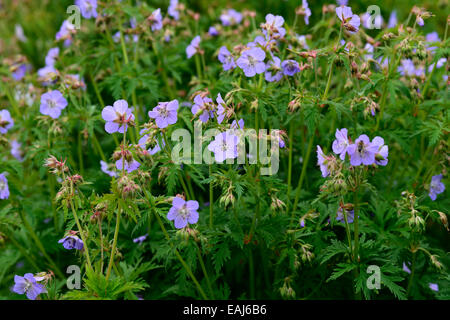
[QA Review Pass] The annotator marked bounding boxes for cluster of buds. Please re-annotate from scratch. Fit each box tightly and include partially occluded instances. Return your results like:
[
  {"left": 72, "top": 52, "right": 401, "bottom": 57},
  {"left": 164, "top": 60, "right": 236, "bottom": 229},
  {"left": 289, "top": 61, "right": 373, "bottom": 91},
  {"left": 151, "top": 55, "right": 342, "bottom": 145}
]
[
  {"left": 322, "top": 4, "right": 336, "bottom": 15},
  {"left": 63, "top": 74, "right": 86, "bottom": 90},
  {"left": 411, "top": 6, "right": 433, "bottom": 27},
  {"left": 300, "top": 243, "right": 315, "bottom": 263},
  {"left": 34, "top": 271, "right": 54, "bottom": 286},
  {"left": 358, "top": 95, "right": 380, "bottom": 118},
  {"left": 436, "top": 211, "right": 449, "bottom": 231},
  {"left": 90, "top": 202, "right": 108, "bottom": 223},
  {"left": 219, "top": 184, "right": 235, "bottom": 208},
  {"left": 44, "top": 155, "right": 69, "bottom": 175},
  {"left": 117, "top": 175, "right": 140, "bottom": 198},
  {"left": 269, "top": 189, "right": 286, "bottom": 211},
  {"left": 176, "top": 226, "right": 200, "bottom": 244},
  {"left": 430, "top": 254, "right": 443, "bottom": 270},
  {"left": 113, "top": 148, "right": 133, "bottom": 163},
  {"left": 260, "top": 20, "right": 283, "bottom": 41},
  {"left": 399, "top": 38, "right": 414, "bottom": 59},
  {"left": 279, "top": 277, "right": 296, "bottom": 299},
  {"left": 396, "top": 191, "right": 425, "bottom": 232}
]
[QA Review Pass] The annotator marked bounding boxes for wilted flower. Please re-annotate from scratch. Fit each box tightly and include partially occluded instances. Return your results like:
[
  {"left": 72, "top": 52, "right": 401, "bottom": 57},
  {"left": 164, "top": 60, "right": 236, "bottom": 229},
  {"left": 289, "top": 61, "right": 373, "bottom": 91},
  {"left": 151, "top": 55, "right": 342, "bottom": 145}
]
[
  {"left": 336, "top": 6, "right": 360, "bottom": 34},
  {"left": 167, "top": 196, "right": 200, "bottom": 229},
  {"left": 208, "top": 132, "right": 239, "bottom": 162},
  {"left": 148, "top": 100, "right": 178, "bottom": 129},
  {"left": 39, "top": 90, "right": 68, "bottom": 119},
  {"left": 101, "top": 100, "right": 135, "bottom": 134},
  {"left": 58, "top": 235, "right": 84, "bottom": 250},
  {"left": 13, "top": 273, "right": 47, "bottom": 300},
  {"left": 0, "top": 109, "right": 14, "bottom": 134},
  {"left": 0, "top": 173, "right": 10, "bottom": 200},
  {"left": 429, "top": 174, "right": 445, "bottom": 201},
  {"left": 236, "top": 47, "right": 266, "bottom": 77}
]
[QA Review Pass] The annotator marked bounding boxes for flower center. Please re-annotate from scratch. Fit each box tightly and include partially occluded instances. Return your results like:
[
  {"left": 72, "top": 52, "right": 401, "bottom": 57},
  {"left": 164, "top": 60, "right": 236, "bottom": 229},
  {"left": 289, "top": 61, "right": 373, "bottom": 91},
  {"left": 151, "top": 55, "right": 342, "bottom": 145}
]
[
  {"left": 247, "top": 55, "right": 256, "bottom": 66},
  {"left": 158, "top": 106, "right": 169, "bottom": 117},
  {"left": 178, "top": 205, "right": 189, "bottom": 218}
]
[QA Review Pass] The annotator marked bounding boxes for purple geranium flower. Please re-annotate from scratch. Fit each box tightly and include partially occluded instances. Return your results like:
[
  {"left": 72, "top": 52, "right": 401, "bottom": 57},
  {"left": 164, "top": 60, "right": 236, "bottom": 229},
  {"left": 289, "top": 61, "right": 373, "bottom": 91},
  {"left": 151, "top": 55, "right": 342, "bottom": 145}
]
[
  {"left": 388, "top": 10, "right": 397, "bottom": 28},
  {"left": 45, "top": 47, "right": 59, "bottom": 67},
  {"left": 316, "top": 145, "right": 329, "bottom": 177},
  {"left": 0, "top": 173, "right": 10, "bottom": 200},
  {"left": 429, "top": 174, "right": 445, "bottom": 201},
  {"left": 220, "top": 9, "right": 243, "bottom": 26},
  {"left": 361, "top": 12, "right": 383, "bottom": 30},
  {"left": 101, "top": 99, "right": 135, "bottom": 134},
  {"left": 231, "top": 118, "right": 244, "bottom": 130},
  {"left": 13, "top": 273, "right": 47, "bottom": 300},
  {"left": 186, "top": 36, "right": 201, "bottom": 59},
  {"left": 55, "top": 20, "right": 75, "bottom": 46},
  {"left": 216, "top": 93, "right": 226, "bottom": 124},
  {"left": 265, "top": 56, "right": 283, "bottom": 82},
  {"left": 133, "top": 234, "right": 148, "bottom": 244},
  {"left": 336, "top": 6, "right": 360, "bottom": 34},
  {"left": 149, "top": 8, "right": 163, "bottom": 31},
  {"left": 12, "top": 63, "right": 28, "bottom": 81},
  {"left": 138, "top": 131, "right": 166, "bottom": 156},
  {"left": 336, "top": 207, "right": 355, "bottom": 223},
  {"left": 428, "top": 58, "right": 446, "bottom": 73},
  {"left": 346, "top": 134, "right": 378, "bottom": 166},
  {"left": 429, "top": 283, "right": 439, "bottom": 292},
  {"left": 281, "top": 59, "right": 300, "bottom": 76},
  {"left": 297, "top": 35, "right": 309, "bottom": 49},
  {"left": 75, "top": 0, "right": 98, "bottom": 19},
  {"left": 192, "top": 94, "right": 214, "bottom": 123},
  {"left": 0, "top": 109, "right": 14, "bottom": 134},
  {"left": 10, "top": 140, "right": 24, "bottom": 162},
  {"left": 39, "top": 90, "right": 68, "bottom": 119},
  {"left": 100, "top": 160, "right": 117, "bottom": 177},
  {"left": 402, "top": 262, "right": 411, "bottom": 274},
  {"left": 218, "top": 46, "right": 236, "bottom": 71},
  {"left": 167, "top": 197, "right": 200, "bottom": 229},
  {"left": 58, "top": 235, "right": 84, "bottom": 250},
  {"left": 262, "top": 14, "right": 286, "bottom": 39},
  {"left": 332, "top": 128, "right": 350, "bottom": 160},
  {"left": 207, "top": 132, "right": 239, "bottom": 163},
  {"left": 208, "top": 26, "right": 219, "bottom": 36},
  {"left": 115, "top": 157, "right": 141, "bottom": 173},
  {"left": 37, "top": 65, "right": 58, "bottom": 85},
  {"left": 168, "top": 0, "right": 179, "bottom": 20},
  {"left": 302, "top": 0, "right": 312, "bottom": 25},
  {"left": 371, "top": 136, "right": 389, "bottom": 166},
  {"left": 236, "top": 47, "right": 266, "bottom": 77},
  {"left": 148, "top": 99, "right": 178, "bottom": 129}
]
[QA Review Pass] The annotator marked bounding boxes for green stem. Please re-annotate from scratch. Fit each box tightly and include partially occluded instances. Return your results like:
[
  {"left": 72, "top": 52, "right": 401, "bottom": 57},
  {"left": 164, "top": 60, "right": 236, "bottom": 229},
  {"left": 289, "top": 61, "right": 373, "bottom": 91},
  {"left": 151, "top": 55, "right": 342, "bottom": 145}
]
[
  {"left": 248, "top": 248, "right": 255, "bottom": 299},
  {"left": 145, "top": 190, "right": 209, "bottom": 299},
  {"left": 406, "top": 251, "right": 416, "bottom": 297},
  {"left": 105, "top": 204, "right": 121, "bottom": 281},
  {"left": 290, "top": 132, "right": 314, "bottom": 223},
  {"left": 209, "top": 165, "right": 213, "bottom": 228},
  {"left": 18, "top": 210, "right": 64, "bottom": 278},
  {"left": 196, "top": 244, "right": 214, "bottom": 298},
  {"left": 69, "top": 199, "right": 93, "bottom": 272},
  {"left": 286, "top": 121, "right": 294, "bottom": 212}
]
